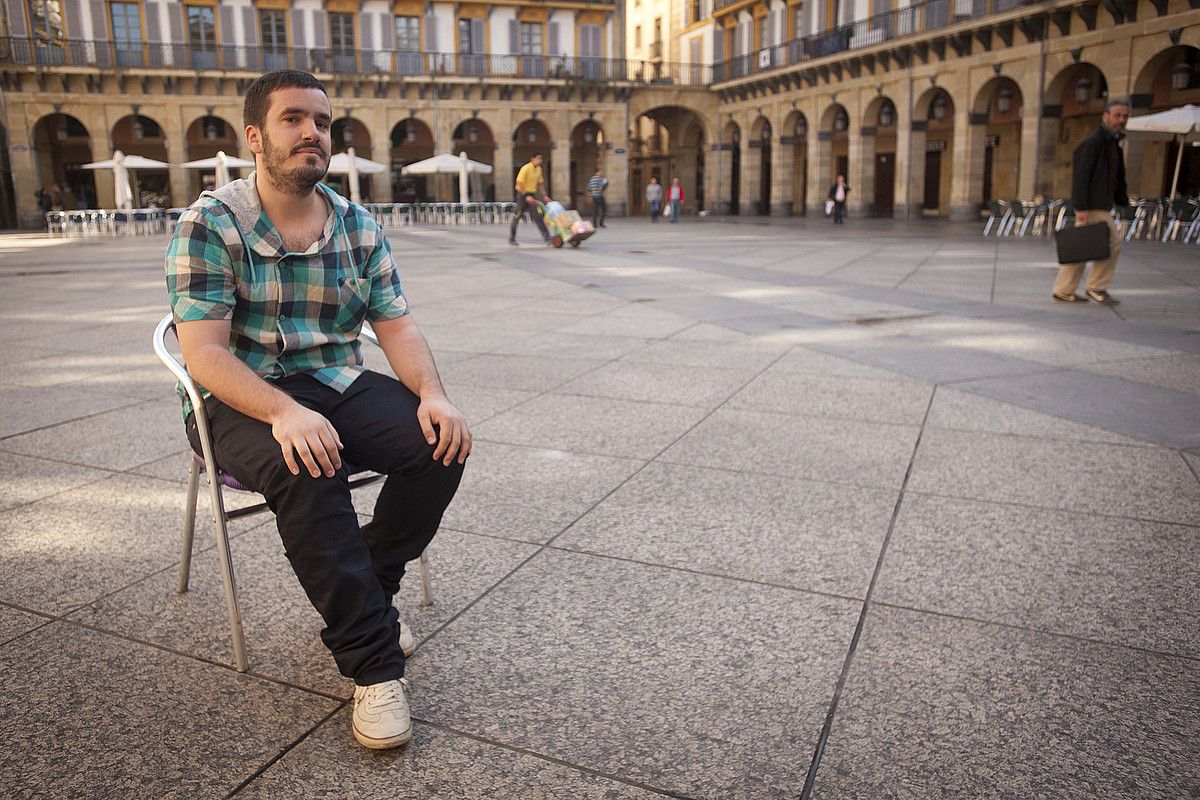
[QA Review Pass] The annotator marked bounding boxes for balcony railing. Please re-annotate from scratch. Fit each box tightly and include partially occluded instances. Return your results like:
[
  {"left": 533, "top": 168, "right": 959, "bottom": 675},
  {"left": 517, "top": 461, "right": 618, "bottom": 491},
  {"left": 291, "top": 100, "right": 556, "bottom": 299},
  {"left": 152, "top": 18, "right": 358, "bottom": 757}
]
[
  {"left": 0, "top": 37, "right": 711, "bottom": 86},
  {"left": 713, "top": 0, "right": 1037, "bottom": 83}
]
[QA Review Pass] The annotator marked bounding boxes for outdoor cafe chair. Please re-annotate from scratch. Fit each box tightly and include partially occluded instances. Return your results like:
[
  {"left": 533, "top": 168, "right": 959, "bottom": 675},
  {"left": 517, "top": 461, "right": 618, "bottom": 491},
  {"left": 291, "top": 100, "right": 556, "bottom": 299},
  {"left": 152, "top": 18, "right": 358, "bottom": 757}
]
[
  {"left": 1161, "top": 199, "right": 1198, "bottom": 242},
  {"left": 153, "top": 314, "right": 433, "bottom": 672},
  {"left": 982, "top": 200, "right": 1010, "bottom": 237},
  {"left": 44, "top": 211, "right": 66, "bottom": 237},
  {"left": 1004, "top": 199, "right": 1035, "bottom": 237}
]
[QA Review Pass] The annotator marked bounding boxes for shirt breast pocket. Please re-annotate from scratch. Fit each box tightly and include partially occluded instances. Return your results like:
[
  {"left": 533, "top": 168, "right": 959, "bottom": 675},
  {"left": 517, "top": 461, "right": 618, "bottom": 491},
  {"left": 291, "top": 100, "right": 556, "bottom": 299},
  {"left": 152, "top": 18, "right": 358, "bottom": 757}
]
[{"left": 335, "top": 276, "right": 370, "bottom": 330}]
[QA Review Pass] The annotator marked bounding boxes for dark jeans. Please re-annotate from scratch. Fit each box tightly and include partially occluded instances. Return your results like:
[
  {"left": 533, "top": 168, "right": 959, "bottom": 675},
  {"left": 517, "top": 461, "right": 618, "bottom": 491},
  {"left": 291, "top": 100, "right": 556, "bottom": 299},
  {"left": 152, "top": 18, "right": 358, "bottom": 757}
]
[
  {"left": 510, "top": 192, "right": 549, "bottom": 242},
  {"left": 591, "top": 195, "right": 606, "bottom": 226},
  {"left": 649, "top": 200, "right": 661, "bottom": 221},
  {"left": 833, "top": 200, "right": 846, "bottom": 224},
  {"left": 187, "top": 371, "right": 464, "bottom": 686}
]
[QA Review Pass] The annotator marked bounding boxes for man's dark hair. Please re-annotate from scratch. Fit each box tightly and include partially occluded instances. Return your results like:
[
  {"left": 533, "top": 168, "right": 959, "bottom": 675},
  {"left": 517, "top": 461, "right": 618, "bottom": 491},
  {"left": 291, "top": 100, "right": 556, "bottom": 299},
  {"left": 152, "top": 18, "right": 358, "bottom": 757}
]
[
  {"left": 531, "top": 151, "right": 542, "bottom": 158},
  {"left": 1104, "top": 98, "right": 1131, "bottom": 111},
  {"left": 243, "top": 70, "right": 328, "bottom": 130}
]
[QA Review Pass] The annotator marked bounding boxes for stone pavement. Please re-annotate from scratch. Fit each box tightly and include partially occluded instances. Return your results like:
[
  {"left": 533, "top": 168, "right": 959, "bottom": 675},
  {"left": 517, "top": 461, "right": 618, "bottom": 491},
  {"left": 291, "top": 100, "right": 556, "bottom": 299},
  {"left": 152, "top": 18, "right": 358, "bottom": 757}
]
[{"left": 0, "top": 216, "right": 1198, "bottom": 798}]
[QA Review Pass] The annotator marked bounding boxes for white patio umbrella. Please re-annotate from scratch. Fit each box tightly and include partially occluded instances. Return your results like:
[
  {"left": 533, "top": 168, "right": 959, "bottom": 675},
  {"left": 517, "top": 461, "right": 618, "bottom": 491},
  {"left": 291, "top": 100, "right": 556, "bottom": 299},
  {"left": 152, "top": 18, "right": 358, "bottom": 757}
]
[
  {"left": 1125, "top": 104, "right": 1200, "bottom": 200},
  {"left": 180, "top": 150, "right": 256, "bottom": 189},
  {"left": 401, "top": 152, "right": 493, "bottom": 203},
  {"left": 83, "top": 150, "right": 167, "bottom": 210},
  {"left": 327, "top": 148, "right": 387, "bottom": 204}
]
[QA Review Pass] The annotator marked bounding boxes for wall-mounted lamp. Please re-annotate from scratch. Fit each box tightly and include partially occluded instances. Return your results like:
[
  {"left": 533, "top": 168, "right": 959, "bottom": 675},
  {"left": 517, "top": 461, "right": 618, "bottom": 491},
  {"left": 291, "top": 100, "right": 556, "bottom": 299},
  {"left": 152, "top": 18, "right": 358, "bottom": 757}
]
[
  {"left": 878, "top": 101, "right": 894, "bottom": 128},
  {"left": 996, "top": 87, "right": 1013, "bottom": 114},
  {"left": 131, "top": 105, "right": 144, "bottom": 140},
  {"left": 1172, "top": 60, "right": 1190, "bottom": 92},
  {"left": 834, "top": 107, "right": 848, "bottom": 132},
  {"left": 53, "top": 103, "right": 67, "bottom": 141},
  {"left": 931, "top": 94, "right": 947, "bottom": 122},
  {"left": 1074, "top": 75, "right": 1092, "bottom": 105}
]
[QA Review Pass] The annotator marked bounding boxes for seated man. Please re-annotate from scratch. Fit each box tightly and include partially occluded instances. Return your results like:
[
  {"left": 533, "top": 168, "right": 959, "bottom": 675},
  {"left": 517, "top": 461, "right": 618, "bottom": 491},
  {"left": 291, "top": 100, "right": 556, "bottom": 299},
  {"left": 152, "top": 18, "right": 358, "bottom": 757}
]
[{"left": 165, "top": 69, "right": 470, "bottom": 750}]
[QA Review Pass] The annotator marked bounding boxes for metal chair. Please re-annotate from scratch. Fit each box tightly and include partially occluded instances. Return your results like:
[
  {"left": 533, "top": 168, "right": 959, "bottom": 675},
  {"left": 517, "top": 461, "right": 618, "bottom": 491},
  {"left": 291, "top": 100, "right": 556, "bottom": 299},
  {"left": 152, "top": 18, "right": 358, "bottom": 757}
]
[
  {"left": 1162, "top": 199, "right": 1198, "bottom": 242},
  {"left": 982, "top": 200, "right": 1010, "bottom": 237},
  {"left": 152, "top": 313, "right": 433, "bottom": 672},
  {"left": 44, "top": 210, "right": 66, "bottom": 237}
]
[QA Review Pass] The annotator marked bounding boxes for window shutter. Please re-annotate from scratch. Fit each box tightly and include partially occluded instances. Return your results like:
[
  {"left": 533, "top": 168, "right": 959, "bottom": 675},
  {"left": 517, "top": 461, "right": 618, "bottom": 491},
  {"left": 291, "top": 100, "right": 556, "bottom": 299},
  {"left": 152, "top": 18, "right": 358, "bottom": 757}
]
[
  {"left": 471, "top": 18, "right": 483, "bottom": 54},
  {"left": 713, "top": 28, "right": 723, "bottom": 61},
  {"left": 508, "top": 19, "right": 518, "bottom": 54},
  {"left": 358, "top": 12, "right": 369, "bottom": 50},
  {"left": 166, "top": 2, "right": 182, "bottom": 42},
  {"left": 89, "top": 0, "right": 107, "bottom": 37},
  {"left": 381, "top": 14, "right": 395, "bottom": 49},
  {"left": 65, "top": 0, "right": 82, "bottom": 37},
  {"left": 219, "top": 4, "right": 233, "bottom": 45},
  {"left": 242, "top": 6, "right": 258, "bottom": 44},
  {"left": 425, "top": 14, "right": 437, "bottom": 50},
  {"left": 290, "top": 9, "right": 305, "bottom": 46},
  {"left": 312, "top": 10, "right": 327, "bottom": 48},
  {"left": 547, "top": 21, "right": 559, "bottom": 54},
  {"left": 5, "top": 0, "right": 27, "bottom": 37}
]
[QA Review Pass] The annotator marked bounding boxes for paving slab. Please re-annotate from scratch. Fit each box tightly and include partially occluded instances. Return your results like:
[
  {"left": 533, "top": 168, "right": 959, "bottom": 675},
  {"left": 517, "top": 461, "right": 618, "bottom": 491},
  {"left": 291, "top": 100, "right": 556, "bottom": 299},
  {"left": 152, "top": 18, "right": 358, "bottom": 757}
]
[
  {"left": 908, "top": 428, "right": 1200, "bottom": 525},
  {"left": 617, "top": 337, "right": 788, "bottom": 370},
  {"left": 660, "top": 408, "right": 921, "bottom": 490},
  {"left": 729, "top": 371, "right": 933, "bottom": 425},
  {"left": 558, "top": 462, "right": 896, "bottom": 597},
  {"left": 559, "top": 359, "right": 760, "bottom": 409},
  {"left": 0, "top": 603, "right": 50, "bottom": 644},
  {"left": 0, "top": 384, "right": 140, "bottom": 438},
  {"left": 876, "top": 494, "right": 1200, "bottom": 657},
  {"left": 811, "top": 607, "right": 1200, "bottom": 799},
  {"left": 408, "top": 549, "right": 859, "bottom": 799},
  {"left": 438, "top": 353, "right": 608, "bottom": 393},
  {"left": 72, "top": 525, "right": 538, "bottom": 695},
  {"left": 1081, "top": 352, "right": 1200, "bottom": 395},
  {"left": 0, "top": 399, "right": 184, "bottom": 471},
  {"left": 239, "top": 716, "right": 666, "bottom": 799},
  {"left": 438, "top": 442, "right": 643, "bottom": 543},
  {"left": 474, "top": 393, "right": 710, "bottom": 460},
  {"left": 0, "top": 449, "right": 110, "bottom": 513},
  {"left": 0, "top": 622, "right": 338, "bottom": 799}
]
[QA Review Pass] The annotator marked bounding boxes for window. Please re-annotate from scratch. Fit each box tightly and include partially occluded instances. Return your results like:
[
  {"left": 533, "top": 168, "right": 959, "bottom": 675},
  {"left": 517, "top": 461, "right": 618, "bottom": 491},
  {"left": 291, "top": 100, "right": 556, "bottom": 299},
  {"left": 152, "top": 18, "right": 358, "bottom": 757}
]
[
  {"left": 757, "top": 15, "right": 767, "bottom": 48},
  {"left": 260, "top": 9, "right": 286, "bottom": 49},
  {"left": 28, "top": 0, "right": 65, "bottom": 42},
  {"left": 186, "top": 5, "right": 216, "bottom": 68},
  {"left": 110, "top": 1, "right": 142, "bottom": 66},
  {"left": 395, "top": 15, "right": 420, "bottom": 51},
  {"left": 792, "top": 5, "right": 805, "bottom": 39},
  {"left": 330, "top": 12, "right": 354, "bottom": 54},
  {"left": 519, "top": 21, "right": 541, "bottom": 54},
  {"left": 691, "top": 0, "right": 702, "bottom": 24},
  {"left": 457, "top": 19, "right": 474, "bottom": 53},
  {"left": 653, "top": 17, "right": 662, "bottom": 44},
  {"left": 634, "top": 25, "right": 641, "bottom": 49}
]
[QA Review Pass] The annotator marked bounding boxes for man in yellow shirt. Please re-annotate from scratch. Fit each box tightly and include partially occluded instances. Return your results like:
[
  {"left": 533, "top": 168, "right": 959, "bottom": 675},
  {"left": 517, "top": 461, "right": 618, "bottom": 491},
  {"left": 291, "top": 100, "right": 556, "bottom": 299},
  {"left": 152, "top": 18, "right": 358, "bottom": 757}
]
[{"left": 509, "top": 152, "right": 551, "bottom": 246}]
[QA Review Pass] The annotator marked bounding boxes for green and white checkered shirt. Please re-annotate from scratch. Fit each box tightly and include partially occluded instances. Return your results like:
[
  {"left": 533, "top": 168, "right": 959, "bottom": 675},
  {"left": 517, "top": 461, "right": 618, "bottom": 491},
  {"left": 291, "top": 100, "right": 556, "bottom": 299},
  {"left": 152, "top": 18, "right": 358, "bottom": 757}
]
[{"left": 165, "top": 173, "right": 408, "bottom": 418}]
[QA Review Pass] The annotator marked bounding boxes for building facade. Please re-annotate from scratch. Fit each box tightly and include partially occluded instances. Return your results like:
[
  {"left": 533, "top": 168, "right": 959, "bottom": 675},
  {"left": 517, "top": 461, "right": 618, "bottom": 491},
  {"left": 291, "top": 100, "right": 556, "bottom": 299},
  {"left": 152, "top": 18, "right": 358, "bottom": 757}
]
[{"left": 0, "top": 0, "right": 1196, "bottom": 227}]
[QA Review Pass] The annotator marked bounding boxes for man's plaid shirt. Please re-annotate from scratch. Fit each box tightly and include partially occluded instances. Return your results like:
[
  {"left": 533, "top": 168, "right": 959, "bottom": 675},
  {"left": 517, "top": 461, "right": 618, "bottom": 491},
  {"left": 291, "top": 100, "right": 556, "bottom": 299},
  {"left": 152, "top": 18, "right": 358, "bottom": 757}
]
[{"left": 165, "top": 174, "right": 408, "bottom": 418}]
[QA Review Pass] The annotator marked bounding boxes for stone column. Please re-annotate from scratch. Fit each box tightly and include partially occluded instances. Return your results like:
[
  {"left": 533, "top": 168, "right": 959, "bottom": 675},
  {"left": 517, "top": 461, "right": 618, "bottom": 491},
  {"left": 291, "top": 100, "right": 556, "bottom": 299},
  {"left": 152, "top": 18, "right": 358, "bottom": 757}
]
[
  {"left": 809, "top": 134, "right": 831, "bottom": 213},
  {"left": 772, "top": 135, "right": 794, "bottom": 216},
  {"left": 949, "top": 108, "right": 980, "bottom": 221},
  {"left": 493, "top": 106, "right": 514, "bottom": 202},
  {"left": 893, "top": 91, "right": 913, "bottom": 218},
  {"left": 551, "top": 138, "right": 571, "bottom": 200},
  {"left": 909, "top": 125, "right": 927, "bottom": 218},
  {"left": 163, "top": 106, "right": 190, "bottom": 209},
  {"left": 1034, "top": 115, "right": 1059, "bottom": 196},
  {"left": 712, "top": 142, "right": 733, "bottom": 215},
  {"left": 742, "top": 137, "right": 762, "bottom": 216},
  {"left": 847, "top": 124, "right": 868, "bottom": 216}
]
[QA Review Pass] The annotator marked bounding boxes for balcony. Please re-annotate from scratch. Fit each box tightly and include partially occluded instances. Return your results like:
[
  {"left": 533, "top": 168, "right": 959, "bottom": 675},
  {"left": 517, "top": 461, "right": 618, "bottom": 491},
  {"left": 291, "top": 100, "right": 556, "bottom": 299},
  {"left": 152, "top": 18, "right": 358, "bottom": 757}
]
[
  {"left": 649, "top": 40, "right": 663, "bottom": 60},
  {"left": 711, "top": 0, "right": 1039, "bottom": 84},
  {"left": 0, "top": 38, "right": 712, "bottom": 86}
]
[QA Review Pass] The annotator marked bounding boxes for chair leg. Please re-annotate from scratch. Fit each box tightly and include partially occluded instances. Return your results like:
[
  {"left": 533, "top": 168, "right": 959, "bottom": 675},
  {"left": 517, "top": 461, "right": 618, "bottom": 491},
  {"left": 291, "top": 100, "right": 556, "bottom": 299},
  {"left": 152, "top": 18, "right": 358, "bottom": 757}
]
[
  {"left": 178, "top": 458, "right": 201, "bottom": 593},
  {"left": 418, "top": 553, "right": 433, "bottom": 607},
  {"left": 207, "top": 478, "right": 249, "bottom": 672}
]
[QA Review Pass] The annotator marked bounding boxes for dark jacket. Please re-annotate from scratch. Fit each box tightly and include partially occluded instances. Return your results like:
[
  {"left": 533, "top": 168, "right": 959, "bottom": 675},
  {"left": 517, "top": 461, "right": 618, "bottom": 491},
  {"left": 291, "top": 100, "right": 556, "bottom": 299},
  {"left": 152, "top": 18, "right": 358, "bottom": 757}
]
[
  {"left": 827, "top": 183, "right": 850, "bottom": 201},
  {"left": 1071, "top": 125, "right": 1128, "bottom": 211}
]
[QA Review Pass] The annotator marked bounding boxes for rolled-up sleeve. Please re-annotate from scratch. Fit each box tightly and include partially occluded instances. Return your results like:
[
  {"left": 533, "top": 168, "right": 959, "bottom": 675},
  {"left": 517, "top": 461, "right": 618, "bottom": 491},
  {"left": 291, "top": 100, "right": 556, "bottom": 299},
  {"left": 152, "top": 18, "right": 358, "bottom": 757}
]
[
  {"left": 166, "top": 207, "right": 235, "bottom": 322},
  {"left": 363, "top": 220, "right": 408, "bottom": 322}
]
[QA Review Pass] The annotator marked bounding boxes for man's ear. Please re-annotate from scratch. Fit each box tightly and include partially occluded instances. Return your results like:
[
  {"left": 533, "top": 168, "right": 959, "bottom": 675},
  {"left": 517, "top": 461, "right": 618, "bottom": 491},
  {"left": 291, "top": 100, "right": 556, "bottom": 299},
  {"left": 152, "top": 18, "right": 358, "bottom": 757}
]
[{"left": 246, "top": 125, "right": 262, "bottom": 156}]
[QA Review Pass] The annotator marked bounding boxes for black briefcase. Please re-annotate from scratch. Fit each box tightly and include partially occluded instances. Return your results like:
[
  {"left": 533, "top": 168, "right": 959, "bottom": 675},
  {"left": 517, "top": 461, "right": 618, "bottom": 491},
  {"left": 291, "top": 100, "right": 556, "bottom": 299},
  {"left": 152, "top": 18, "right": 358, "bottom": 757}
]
[{"left": 1054, "top": 222, "right": 1110, "bottom": 264}]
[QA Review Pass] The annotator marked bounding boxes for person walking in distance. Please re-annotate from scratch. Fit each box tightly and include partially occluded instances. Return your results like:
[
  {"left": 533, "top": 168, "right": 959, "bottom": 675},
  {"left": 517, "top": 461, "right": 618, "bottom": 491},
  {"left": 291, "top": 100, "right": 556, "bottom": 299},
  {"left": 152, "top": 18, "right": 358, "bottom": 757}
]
[
  {"left": 1052, "top": 98, "right": 1130, "bottom": 305},
  {"left": 827, "top": 175, "right": 850, "bottom": 224},
  {"left": 666, "top": 177, "right": 684, "bottom": 223},
  {"left": 587, "top": 168, "right": 608, "bottom": 227},
  {"left": 165, "top": 70, "right": 470, "bottom": 751},
  {"left": 646, "top": 176, "right": 663, "bottom": 222},
  {"left": 509, "top": 152, "right": 551, "bottom": 246}
]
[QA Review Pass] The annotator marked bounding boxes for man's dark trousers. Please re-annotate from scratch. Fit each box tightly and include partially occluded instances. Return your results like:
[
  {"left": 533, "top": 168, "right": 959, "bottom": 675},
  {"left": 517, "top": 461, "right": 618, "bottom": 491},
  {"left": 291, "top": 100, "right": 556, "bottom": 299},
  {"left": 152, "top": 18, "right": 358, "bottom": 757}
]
[
  {"left": 187, "top": 371, "right": 464, "bottom": 686},
  {"left": 592, "top": 195, "right": 606, "bottom": 227},
  {"left": 510, "top": 192, "right": 550, "bottom": 241}
]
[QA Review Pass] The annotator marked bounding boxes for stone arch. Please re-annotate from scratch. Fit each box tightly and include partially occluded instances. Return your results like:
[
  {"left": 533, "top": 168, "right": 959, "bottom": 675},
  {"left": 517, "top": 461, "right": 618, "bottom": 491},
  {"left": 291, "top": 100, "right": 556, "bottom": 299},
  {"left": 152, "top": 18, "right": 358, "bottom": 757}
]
[
  {"left": 451, "top": 117, "right": 496, "bottom": 202},
  {"left": 1043, "top": 63, "right": 1108, "bottom": 199},
  {"left": 111, "top": 112, "right": 172, "bottom": 207},
  {"left": 718, "top": 119, "right": 742, "bottom": 215},
  {"left": 31, "top": 112, "right": 97, "bottom": 211},
  {"left": 513, "top": 118, "right": 553, "bottom": 196},
  {"left": 184, "top": 114, "right": 241, "bottom": 197},
  {"left": 817, "top": 103, "right": 850, "bottom": 207},
  {"left": 907, "top": 88, "right": 955, "bottom": 216},
  {"left": 569, "top": 118, "right": 605, "bottom": 209},
  {"left": 390, "top": 118, "right": 435, "bottom": 201},
  {"left": 332, "top": 117, "right": 373, "bottom": 157},
  {"left": 782, "top": 111, "right": 809, "bottom": 215},
  {"left": 630, "top": 105, "right": 708, "bottom": 215},
  {"left": 1130, "top": 45, "right": 1200, "bottom": 197},
  {"left": 862, "top": 96, "right": 899, "bottom": 217},
  {"left": 748, "top": 116, "right": 772, "bottom": 215},
  {"left": 973, "top": 77, "right": 1024, "bottom": 207}
]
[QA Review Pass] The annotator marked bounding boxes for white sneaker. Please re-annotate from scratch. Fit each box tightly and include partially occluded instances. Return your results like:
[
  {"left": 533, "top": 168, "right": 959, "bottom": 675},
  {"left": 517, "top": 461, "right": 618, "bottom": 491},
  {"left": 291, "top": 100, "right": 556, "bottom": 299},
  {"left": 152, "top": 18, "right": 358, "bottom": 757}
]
[
  {"left": 352, "top": 678, "right": 413, "bottom": 749},
  {"left": 399, "top": 619, "right": 415, "bottom": 657}
]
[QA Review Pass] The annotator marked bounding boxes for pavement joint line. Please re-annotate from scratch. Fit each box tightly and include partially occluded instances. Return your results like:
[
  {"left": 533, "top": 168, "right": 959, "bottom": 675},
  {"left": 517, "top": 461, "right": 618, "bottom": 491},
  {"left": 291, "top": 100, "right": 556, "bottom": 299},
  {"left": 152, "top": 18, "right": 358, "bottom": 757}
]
[
  {"left": 224, "top": 704, "right": 349, "bottom": 799},
  {"left": 867, "top": 600, "right": 1200, "bottom": 665},
  {"left": 892, "top": 242, "right": 945, "bottom": 291},
  {"left": 1179, "top": 451, "right": 1200, "bottom": 487},
  {"left": 411, "top": 719, "right": 694, "bottom": 799},
  {"left": 0, "top": 396, "right": 159, "bottom": 443},
  {"left": 900, "top": 487, "right": 1200, "bottom": 530},
  {"left": 800, "top": 387, "right": 937, "bottom": 799}
]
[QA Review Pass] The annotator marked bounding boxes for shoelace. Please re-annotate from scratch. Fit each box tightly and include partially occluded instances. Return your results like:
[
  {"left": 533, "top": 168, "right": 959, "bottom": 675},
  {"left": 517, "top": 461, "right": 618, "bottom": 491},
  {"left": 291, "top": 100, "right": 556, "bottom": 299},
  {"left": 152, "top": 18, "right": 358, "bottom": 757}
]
[{"left": 360, "top": 678, "right": 409, "bottom": 714}]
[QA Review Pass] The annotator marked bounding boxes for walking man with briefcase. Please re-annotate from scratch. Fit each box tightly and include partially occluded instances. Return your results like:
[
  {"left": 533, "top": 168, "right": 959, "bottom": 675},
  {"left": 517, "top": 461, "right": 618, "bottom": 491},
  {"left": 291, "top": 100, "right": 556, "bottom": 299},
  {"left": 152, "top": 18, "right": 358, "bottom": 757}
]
[{"left": 1052, "top": 98, "right": 1130, "bottom": 305}]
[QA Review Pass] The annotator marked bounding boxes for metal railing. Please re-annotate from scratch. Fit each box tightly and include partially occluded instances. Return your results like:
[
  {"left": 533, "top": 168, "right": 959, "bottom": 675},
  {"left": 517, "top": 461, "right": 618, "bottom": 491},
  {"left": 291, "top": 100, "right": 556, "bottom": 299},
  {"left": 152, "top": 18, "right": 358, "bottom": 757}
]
[
  {"left": 713, "top": 0, "right": 1038, "bottom": 83},
  {"left": 0, "top": 37, "right": 712, "bottom": 86}
]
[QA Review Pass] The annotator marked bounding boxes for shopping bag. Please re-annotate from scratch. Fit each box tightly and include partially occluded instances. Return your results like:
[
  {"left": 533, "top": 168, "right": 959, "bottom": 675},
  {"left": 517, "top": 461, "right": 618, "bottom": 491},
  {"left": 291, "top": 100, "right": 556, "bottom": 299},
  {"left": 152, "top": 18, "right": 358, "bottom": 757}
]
[
  {"left": 1054, "top": 222, "right": 1110, "bottom": 264},
  {"left": 825, "top": 199, "right": 834, "bottom": 216}
]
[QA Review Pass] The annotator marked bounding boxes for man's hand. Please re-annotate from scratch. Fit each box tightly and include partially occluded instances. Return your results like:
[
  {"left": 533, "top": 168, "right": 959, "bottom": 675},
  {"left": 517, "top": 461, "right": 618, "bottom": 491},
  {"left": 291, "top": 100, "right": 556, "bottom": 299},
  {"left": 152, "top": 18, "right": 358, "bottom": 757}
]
[
  {"left": 1075, "top": 211, "right": 1089, "bottom": 224},
  {"left": 525, "top": 195, "right": 538, "bottom": 205},
  {"left": 271, "top": 403, "right": 343, "bottom": 478},
  {"left": 417, "top": 393, "right": 472, "bottom": 466}
]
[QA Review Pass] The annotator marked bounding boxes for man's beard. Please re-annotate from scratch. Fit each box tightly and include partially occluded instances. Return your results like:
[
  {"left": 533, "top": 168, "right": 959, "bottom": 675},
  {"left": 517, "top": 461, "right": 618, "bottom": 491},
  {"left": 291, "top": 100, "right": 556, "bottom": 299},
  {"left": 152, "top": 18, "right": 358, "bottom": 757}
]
[{"left": 260, "top": 130, "right": 328, "bottom": 195}]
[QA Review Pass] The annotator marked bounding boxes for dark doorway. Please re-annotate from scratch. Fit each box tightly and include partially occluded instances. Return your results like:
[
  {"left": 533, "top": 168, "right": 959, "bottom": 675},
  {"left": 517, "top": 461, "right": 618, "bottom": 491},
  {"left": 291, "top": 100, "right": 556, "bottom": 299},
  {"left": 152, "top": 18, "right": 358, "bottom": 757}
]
[
  {"left": 759, "top": 123, "right": 771, "bottom": 214},
  {"left": 695, "top": 146, "right": 705, "bottom": 210},
  {"left": 730, "top": 144, "right": 741, "bottom": 214},
  {"left": 1163, "top": 140, "right": 1200, "bottom": 198},
  {"left": 924, "top": 150, "right": 942, "bottom": 210},
  {"left": 874, "top": 152, "right": 895, "bottom": 217},
  {"left": 836, "top": 155, "right": 849, "bottom": 182},
  {"left": 982, "top": 143, "right": 994, "bottom": 206}
]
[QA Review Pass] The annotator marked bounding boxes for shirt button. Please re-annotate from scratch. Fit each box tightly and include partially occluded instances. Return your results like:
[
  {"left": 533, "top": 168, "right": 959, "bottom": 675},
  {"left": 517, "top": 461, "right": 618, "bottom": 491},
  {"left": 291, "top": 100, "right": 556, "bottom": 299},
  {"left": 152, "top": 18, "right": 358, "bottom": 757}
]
[{"left": 279, "top": 313, "right": 287, "bottom": 320}]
